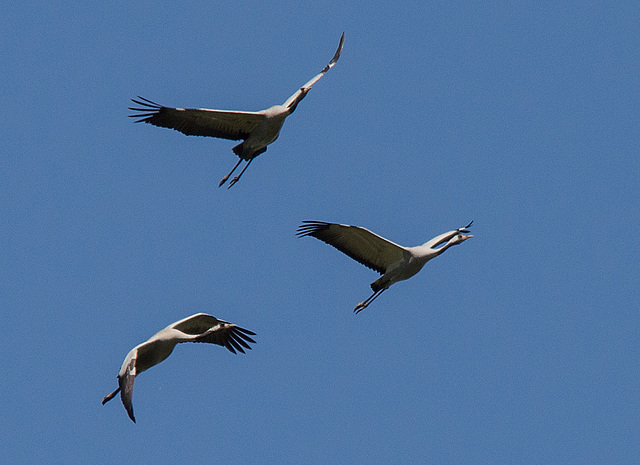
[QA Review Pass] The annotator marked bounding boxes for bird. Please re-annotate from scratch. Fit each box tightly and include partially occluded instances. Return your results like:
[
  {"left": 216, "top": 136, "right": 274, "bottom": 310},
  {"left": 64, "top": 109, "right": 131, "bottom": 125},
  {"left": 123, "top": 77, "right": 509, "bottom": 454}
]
[
  {"left": 297, "top": 221, "right": 473, "bottom": 313},
  {"left": 102, "top": 313, "right": 256, "bottom": 423},
  {"left": 129, "top": 32, "right": 345, "bottom": 188}
]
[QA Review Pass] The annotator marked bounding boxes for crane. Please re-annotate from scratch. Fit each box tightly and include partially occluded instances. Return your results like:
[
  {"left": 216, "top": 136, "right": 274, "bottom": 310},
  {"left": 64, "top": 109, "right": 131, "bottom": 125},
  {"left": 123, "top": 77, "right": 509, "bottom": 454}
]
[
  {"left": 297, "top": 221, "right": 473, "bottom": 313},
  {"left": 102, "top": 313, "right": 255, "bottom": 423},
  {"left": 129, "top": 32, "right": 345, "bottom": 188}
]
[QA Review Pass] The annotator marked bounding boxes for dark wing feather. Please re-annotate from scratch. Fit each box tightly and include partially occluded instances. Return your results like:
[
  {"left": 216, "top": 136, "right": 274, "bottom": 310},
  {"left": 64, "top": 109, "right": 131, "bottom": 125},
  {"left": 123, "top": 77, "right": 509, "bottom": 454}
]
[
  {"left": 183, "top": 315, "right": 256, "bottom": 354},
  {"left": 193, "top": 325, "right": 256, "bottom": 354},
  {"left": 167, "top": 313, "right": 256, "bottom": 353},
  {"left": 297, "top": 221, "right": 409, "bottom": 275},
  {"left": 118, "top": 356, "right": 137, "bottom": 423},
  {"left": 282, "top": 32, "right": 344, "bottom": 109},
  {"left": 129, "top": 97, "right": 264, "bottom": 140}
]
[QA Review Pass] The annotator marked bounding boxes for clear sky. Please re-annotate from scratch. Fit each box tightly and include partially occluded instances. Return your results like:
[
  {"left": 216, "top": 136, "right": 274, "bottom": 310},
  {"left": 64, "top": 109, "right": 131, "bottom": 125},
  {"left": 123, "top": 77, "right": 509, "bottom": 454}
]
[{"left": 2, "top": 1, "right": 639, "bottom": 463}]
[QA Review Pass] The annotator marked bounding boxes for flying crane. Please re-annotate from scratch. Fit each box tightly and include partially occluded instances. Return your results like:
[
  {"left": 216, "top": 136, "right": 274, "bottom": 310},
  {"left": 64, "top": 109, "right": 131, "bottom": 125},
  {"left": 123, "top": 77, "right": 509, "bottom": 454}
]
[
  {"left": 129, "top": 32, "right": 345, "bottom": 187},
  {"left": 102, "top": 313, "right": 256, "bottom": 422},
  {"left": 297, "top": 221, "right": 473, "bottom": 313}
]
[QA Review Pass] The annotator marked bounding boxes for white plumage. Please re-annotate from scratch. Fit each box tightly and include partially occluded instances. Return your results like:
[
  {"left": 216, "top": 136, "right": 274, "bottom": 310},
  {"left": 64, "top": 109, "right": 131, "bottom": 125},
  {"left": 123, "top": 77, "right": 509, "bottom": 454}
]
[
  {"left": 102, "top": 313, "right": 255, "bottom": 422},
  {"left": 297, "top": 221, "right": 473, "bottom": 313}
]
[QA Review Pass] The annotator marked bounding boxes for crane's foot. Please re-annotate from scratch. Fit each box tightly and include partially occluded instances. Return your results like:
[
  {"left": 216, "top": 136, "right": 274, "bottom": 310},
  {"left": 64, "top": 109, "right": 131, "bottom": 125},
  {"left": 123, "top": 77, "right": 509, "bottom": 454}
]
[
  {"left": 354, "top": 302, "right": 367, "bottom": 314},
  {"left": 218, "top": 175, "right": 229, "bottom": 187},
  {"left": 227, "top": 176, "right": 240, "bottom": 188}
]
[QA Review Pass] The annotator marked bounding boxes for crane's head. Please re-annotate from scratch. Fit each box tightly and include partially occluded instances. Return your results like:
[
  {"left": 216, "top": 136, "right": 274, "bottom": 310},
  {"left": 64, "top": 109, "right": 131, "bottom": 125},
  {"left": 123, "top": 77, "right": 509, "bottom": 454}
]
[
  {"left": 449, "top": 221, "right": 474, "bottom": 246},
  {"left": 447, "top": 232, "right": 473, "bottom": 247},
  {"left": 425, "top": 221, "right": 474, "bottom": 250}
]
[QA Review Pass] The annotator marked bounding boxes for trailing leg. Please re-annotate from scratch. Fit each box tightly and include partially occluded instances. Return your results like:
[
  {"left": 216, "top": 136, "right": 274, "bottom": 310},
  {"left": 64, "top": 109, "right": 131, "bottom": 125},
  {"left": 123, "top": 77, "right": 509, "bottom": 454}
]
[
  {"left": 354, "top": 288, "right": 386, "bottom": 314},
  {"left": 228, "top": 158, "right": 254, "bottom": 188},
  {"left": 219, "top": 158, "right": 243, "bottom": 187}
]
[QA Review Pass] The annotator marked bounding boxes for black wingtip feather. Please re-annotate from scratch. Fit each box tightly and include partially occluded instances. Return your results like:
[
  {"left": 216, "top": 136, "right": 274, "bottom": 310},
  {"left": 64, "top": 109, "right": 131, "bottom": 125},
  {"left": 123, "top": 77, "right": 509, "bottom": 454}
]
[
  {"left": 223, "top": 339, "right": 237, "bottom": 354},
  {"left": 129, "top": 97, "right": 164, "bottom": 121},
  {"left": 227, "top": 336, "right": 246, "bottom": 354},
  {"left": 132, "top": 96, "right": 162, "bottom": 107},
  {"left": 229, "top": 332, "right": 252, "bottom": 351},
  {"left": 236, "top": 333, "right": 256, "bottom": 345},
  {"left": 296, "top": 220, "right": 331, "bottom": 238},
  {"left": 235, "top": 325, "right": 256, "bottom": 337},
  {"left": 459, "top": 220, "right": 473, "bottom": 233}
]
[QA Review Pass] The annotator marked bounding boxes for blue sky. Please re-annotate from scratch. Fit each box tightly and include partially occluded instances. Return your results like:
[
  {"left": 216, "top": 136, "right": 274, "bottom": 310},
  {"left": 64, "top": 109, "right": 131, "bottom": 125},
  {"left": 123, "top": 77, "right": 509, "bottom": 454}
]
[{"left": 2, "top": 1, "right": 639, "bottom": 463}]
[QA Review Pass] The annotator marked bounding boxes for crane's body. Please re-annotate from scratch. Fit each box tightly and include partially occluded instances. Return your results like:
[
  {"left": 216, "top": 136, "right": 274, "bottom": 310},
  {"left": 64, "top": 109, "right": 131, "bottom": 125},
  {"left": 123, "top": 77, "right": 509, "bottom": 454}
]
[
  {"left": 102, "top": 313, "right": 255, "bottom": 422},
  {"left": 129, "top": 32, "right": 345, "bottom": 188},
  {"left": 297, "top": 221, "right": 473, "bottom": 313}
]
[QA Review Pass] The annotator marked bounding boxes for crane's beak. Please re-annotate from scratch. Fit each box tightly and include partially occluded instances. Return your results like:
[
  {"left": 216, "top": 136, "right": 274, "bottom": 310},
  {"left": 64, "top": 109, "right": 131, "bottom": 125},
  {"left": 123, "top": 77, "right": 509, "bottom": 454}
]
[{"left": 461, "top": 234, "right": 473, "bottom": 241}]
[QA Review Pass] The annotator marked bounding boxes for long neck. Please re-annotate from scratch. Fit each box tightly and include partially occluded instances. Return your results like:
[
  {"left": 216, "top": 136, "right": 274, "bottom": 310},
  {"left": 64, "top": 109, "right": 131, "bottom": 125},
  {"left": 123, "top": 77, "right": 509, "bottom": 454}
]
[
  {"left": 286, "top": 90, "right": 308, "bottom": 114},
  {"left": 410, "top": 234, "right": 457, "bottom": 263},
  {"left": 422, "top": 230, "right": 458, "bottom": 250},
  {"left": 429, "top": 237, "right": 458, "bottom": 257}
]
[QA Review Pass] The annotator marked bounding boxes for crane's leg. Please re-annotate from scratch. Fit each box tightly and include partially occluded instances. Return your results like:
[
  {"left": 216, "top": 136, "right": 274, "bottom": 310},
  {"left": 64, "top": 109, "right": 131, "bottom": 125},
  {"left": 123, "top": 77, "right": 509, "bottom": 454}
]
[
  {"left": 102, "top": 387, "right": 120, "bottom": 405},
  {"left": 227, "top": 158, "right": 254, "bottom": 188},
  {"left": 219, "top": 158, "right": 243, "bottom": 187},
  {"left": 354, "top": 289, "right": 386, "bottom": 314}
]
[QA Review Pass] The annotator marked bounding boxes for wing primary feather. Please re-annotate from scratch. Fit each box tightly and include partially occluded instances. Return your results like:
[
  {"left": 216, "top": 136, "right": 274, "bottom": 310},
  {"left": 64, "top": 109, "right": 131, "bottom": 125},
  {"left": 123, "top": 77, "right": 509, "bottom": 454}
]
[
  {"left": 129, "top": 97, "right": 162, "bottom": 110},
  {"left": 226, "top": 336, "right": 245, "bottom": 354},
  {"left": 233, "top": 330, "right": 256, "bottom": 345},
  {"left": 459, "top": 220, "right": 473, "bottom": 233},
  {"left": 129, "top": 97, "right": 164, "bottom": 123},
  {"left": 135, "top": 96, "right": 162, "bottom": 106},
  {"left": 234, "top": 326, "right": 257, "bottom": 337},
  {"left": 223, "top": 339, "right": 237, "bottom": 354},
  {"left": 128, "top": 111, "right": 158, "bottom": 116},
  {"left": 229, "top": 332, "right": 252, "bottom": 350},
  {"left": 296, "top": 220, "right": 331, "bottom": 237},
  {"left": 119, "top": 359, "right": 137, "bottom": 423},
  {"left": 128, "top": 113, "right": 159, "bottom": 123},
  {"left": 328, "top": 32, "right": 345, "bottom": 68}
]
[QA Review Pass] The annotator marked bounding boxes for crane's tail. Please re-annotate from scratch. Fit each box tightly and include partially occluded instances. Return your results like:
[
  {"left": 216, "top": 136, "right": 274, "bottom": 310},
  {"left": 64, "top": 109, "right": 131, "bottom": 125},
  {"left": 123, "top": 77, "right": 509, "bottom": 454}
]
[
  {"left": 232, "top": 142, "right": 245, "bottom": 156},
  {"left": 232, "top": 143, "right": 267, "bottom": 160},
  {"left": 370, "top": 276, "right": 388, "bottom": 293}
]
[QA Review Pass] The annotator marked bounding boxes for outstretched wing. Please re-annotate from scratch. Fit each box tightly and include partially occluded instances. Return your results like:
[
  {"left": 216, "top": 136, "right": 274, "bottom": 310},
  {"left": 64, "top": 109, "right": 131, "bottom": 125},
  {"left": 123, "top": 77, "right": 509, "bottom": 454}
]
[
  {"left": 168, "top": 313, "right": 225, "bottom": 334},
  {"left": 192, "top": 324, "right": 256, "bottom": 355},
  {"left": 297, "top": 221, "right": 409, "bottom": 275},
  {"left": 169, "top": 313, "right": 256, "bottom": 355},
  {"left": 118, "top": 355, "right": 137, "bottom": 423},
  {"left": 282, "top": 32, "right": 344, "bottom": 109},
  {"left": 129, "top": 97, "right": 265, "bottom": 140}
]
